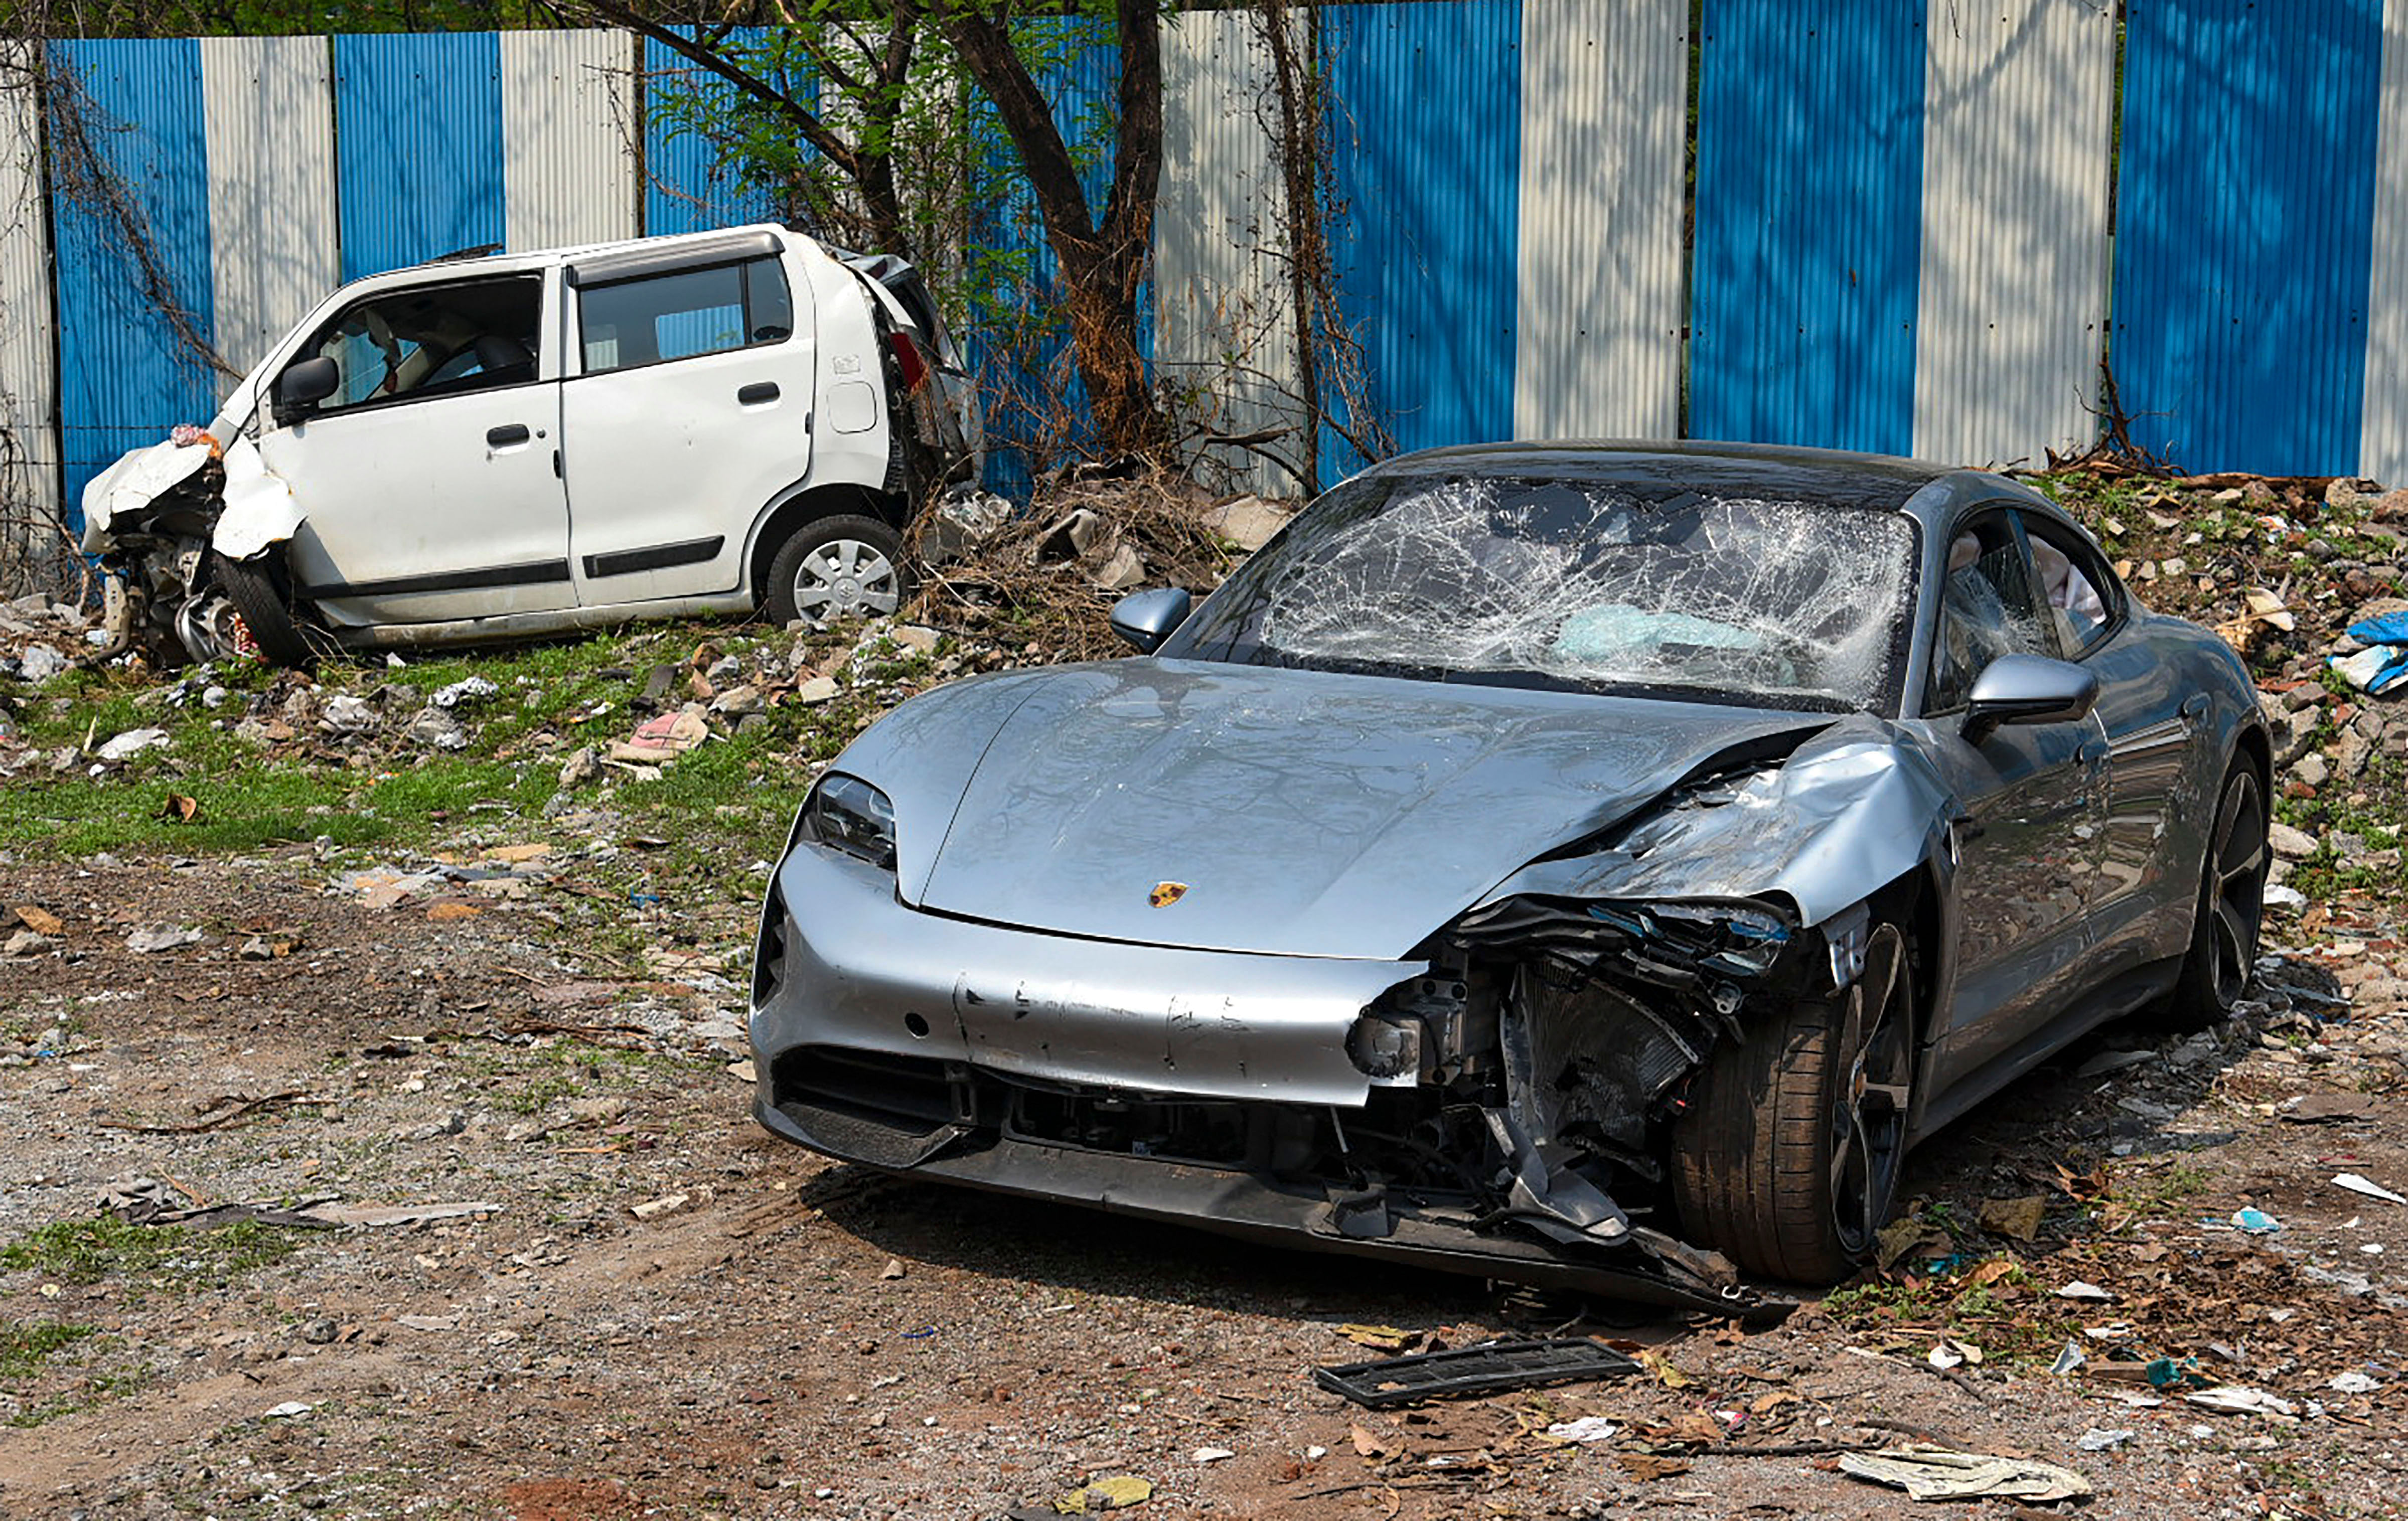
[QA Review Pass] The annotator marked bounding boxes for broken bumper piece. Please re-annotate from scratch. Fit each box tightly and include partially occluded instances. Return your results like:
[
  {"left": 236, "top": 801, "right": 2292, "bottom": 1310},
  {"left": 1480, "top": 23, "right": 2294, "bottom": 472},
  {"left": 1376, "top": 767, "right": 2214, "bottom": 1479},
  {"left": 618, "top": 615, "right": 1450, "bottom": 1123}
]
[{"left": 750, "top": 845, "right": 1777, "bottom": 1314}]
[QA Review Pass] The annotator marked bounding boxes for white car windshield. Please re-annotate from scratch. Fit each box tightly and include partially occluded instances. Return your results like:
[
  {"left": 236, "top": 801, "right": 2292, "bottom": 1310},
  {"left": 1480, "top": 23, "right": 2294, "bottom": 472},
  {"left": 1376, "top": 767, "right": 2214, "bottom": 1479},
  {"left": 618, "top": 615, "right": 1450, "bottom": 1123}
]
[{"left": 1170, "top": 474, "right": 1919, "bottom": 712}]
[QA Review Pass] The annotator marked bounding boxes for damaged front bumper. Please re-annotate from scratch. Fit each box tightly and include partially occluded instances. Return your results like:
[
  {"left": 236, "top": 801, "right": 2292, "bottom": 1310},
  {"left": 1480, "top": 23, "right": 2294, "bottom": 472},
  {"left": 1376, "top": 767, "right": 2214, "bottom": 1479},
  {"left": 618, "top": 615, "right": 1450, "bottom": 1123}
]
[{"left": 750, "top": 843, "right": 1788, "bottom": 1314}]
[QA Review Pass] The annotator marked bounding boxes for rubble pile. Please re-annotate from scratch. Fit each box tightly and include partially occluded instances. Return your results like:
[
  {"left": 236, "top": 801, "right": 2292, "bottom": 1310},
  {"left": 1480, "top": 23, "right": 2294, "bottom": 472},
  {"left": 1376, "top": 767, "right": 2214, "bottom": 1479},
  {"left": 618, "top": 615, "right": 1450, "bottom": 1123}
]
[{"left": 908, "top": 471, "right": 1292, "bottom": 662}]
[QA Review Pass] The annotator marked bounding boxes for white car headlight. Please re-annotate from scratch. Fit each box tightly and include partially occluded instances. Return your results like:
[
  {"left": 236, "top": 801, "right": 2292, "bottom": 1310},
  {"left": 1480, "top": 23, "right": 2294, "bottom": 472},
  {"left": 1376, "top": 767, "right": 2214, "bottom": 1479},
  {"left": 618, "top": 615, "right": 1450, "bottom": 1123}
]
[{"left": 798, "top": 773, "right": 897, "bottom": 871}]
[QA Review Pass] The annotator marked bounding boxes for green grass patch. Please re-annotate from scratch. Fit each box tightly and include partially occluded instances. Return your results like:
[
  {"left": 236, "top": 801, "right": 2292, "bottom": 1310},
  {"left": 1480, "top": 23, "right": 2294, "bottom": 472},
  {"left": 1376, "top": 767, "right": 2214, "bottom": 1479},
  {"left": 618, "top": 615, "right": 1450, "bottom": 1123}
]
[
  {"left": 0, "top": 1216, "right": 308, "bottom": 1291},
  {"left": 0, "top": 1320, "right": 97, "bottom": 1382}
]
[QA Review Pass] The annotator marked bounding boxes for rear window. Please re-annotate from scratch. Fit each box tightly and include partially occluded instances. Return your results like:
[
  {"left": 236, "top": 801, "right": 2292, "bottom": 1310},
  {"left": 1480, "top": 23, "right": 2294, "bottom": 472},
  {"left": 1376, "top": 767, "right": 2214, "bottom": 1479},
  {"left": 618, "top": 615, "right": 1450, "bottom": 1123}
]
[{"left": 578, "top": 257, "right": 793, "bottom": 375}]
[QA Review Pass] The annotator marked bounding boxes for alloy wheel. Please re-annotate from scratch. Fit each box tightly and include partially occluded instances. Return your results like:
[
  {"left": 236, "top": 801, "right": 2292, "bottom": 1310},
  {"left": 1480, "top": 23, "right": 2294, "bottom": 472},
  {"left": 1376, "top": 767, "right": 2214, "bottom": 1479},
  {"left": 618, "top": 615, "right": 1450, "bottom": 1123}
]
[
  {"left": 791, "top": 537, "right": 901, "bottom": 620},
  {"left": 2207, "top": 772, "right": 2268, "bottom": 1007},
  {"left": 1829, "top": 923, "right": 1912, "bottom": 1258}
]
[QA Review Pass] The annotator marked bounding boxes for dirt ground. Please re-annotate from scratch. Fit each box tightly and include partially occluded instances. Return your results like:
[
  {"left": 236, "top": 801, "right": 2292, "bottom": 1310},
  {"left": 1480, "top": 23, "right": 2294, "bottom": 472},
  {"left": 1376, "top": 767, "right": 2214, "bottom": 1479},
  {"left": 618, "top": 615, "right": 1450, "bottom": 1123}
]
[{"left": 1, "top": 851, "right": 2402, "bottom": 1521}]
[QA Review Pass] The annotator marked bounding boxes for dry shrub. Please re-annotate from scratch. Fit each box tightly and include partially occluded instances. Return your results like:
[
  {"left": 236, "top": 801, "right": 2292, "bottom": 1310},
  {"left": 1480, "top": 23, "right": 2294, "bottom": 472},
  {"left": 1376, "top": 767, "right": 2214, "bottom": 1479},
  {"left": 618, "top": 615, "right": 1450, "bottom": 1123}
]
[{"left": 904, "top": 467, "right": 1249, "bottom": 663}]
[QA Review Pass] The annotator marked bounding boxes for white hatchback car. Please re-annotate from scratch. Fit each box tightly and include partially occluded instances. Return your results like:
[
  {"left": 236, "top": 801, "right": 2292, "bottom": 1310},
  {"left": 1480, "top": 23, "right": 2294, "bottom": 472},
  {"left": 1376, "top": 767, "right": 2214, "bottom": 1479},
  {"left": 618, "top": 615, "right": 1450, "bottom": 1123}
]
[{"left": 79, "top": 225, "right": 973, "bottom": 666}]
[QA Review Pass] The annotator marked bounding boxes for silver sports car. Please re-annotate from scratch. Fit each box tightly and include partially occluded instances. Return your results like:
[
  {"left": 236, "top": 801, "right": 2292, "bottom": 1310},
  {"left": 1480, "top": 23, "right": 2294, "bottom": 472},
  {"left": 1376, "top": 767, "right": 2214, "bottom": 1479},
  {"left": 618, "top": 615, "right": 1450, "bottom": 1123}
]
[{"left": 748, "top": 442, "right": 2270, "bottom": 1308}]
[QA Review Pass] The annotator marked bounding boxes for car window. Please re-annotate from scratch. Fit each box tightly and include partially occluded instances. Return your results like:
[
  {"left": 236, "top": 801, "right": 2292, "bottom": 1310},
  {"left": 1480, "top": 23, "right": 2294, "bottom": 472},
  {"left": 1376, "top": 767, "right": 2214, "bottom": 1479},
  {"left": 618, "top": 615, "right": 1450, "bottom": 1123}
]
[
  {"left": 1164, "top": 473, "right": 1919, "bottom": 713},
  {"left": 578, "top": 256, "right": 793, "bottom": 375},
  {"left": 299, "top": 276, "right": 542, "bottom": 415},
  {"left": 1928, "top": 511, "right": 2056, "bottom": 713},
  {"left": 2018, "top": 513, "right": 2117, "bottom": 659}
]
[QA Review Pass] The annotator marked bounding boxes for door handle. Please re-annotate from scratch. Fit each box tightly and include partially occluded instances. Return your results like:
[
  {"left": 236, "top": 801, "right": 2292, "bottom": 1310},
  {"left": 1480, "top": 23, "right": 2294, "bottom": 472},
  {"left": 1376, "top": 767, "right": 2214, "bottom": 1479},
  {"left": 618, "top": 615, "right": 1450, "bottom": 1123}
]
[
  {"left": 487, "top": 423, "right": 531, "bottom": 447},
  {"left": 737, "top": 382, "right": 780, "bottom": 405},
  {"left": 2179, "top": 694, "right": 2210, "bottom": 725}
]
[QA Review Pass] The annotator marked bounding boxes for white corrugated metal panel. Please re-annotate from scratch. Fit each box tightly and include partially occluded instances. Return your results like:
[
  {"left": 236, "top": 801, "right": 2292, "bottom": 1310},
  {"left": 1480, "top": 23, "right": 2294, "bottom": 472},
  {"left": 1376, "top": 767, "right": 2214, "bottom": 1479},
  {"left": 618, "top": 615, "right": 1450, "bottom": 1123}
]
[
  {"left": 1513, "top": 0, "right": 1687, "bottom": 440},
  {"left": 0, "top": 52, "right": 58, "bottom": 521},
  {"left": 201, "top": 36, "right": 337, "bottom": 388},
  {"left": 501, "top": 30, "right": 636, "bottom": 253},
  {"left": 1913, "top": 0, "right": 2114, "bottom": 468},
  {"left": 1158, "top": 8, "right": 1303, "bottom": 495},
  {"left": 2363, "top": 0, "right": 2408, "bottom": 484}
]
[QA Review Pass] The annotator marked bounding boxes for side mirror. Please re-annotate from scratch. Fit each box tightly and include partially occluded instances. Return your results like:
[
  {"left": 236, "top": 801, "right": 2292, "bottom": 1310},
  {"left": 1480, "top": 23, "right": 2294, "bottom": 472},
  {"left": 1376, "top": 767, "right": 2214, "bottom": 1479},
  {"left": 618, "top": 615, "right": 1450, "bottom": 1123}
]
[
  {"left": 1963, "top": 653, "right": 2099, "bottom": 743},
  {"left": 1108, "top": 587, "right": 1192, "bottom": 654},
  {"left": 270, "top": 356, "right": 340, "bottom": 424}
]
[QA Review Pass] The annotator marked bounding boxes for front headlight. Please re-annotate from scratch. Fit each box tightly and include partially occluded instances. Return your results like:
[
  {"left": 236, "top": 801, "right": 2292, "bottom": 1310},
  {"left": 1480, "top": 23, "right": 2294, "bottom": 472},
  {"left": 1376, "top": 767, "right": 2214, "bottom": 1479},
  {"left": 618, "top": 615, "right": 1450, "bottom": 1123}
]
[{"left": 798, "top": 773, "right": 897, "bottom": 870}]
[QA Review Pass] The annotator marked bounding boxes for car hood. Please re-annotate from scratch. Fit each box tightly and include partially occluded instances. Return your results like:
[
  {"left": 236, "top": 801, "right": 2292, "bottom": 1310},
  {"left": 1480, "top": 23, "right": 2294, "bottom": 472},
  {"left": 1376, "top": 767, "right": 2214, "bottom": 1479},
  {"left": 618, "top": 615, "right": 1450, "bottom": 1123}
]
[{"left": 913, "top": 661, "right": 1829, "bottom": 959}]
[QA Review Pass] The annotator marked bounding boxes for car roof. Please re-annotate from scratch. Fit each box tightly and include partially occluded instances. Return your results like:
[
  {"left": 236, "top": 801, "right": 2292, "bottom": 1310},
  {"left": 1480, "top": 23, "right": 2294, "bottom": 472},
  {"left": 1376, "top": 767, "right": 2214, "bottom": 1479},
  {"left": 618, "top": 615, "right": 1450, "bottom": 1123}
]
[{"left": 1370, "top": 438, "right": 2028, "bottom": 519}]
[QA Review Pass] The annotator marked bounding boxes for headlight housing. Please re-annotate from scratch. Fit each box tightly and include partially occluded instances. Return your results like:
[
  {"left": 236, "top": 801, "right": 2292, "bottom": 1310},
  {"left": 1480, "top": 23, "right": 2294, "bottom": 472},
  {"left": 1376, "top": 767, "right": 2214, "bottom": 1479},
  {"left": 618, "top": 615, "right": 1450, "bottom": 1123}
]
[{"left": 798, "top": 773, "right": 897, "bottom": 870}]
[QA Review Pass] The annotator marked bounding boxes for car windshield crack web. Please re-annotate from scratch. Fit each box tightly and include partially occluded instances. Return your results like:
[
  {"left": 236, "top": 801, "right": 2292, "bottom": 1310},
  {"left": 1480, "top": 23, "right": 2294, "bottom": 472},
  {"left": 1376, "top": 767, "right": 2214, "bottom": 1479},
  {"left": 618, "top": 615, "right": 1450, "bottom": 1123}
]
[{"left": 1255, "top": 478, "right": 1914, "bottom": 708}]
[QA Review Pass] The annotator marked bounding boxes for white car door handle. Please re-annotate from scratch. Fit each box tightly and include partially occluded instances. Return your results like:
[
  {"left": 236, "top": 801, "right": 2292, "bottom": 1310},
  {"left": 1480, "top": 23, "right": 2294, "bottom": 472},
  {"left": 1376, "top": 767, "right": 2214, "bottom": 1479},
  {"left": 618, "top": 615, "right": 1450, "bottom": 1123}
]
[{"left": 737, "top": 382, "right": 780, "bottom": 406}]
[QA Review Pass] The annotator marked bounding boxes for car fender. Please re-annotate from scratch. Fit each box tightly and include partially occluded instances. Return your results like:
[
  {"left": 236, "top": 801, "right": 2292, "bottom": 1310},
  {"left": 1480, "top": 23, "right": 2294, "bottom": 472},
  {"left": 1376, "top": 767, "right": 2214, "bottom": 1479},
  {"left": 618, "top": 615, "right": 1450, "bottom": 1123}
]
[
  {"left": 1474, "top": 715, "right": 1958, "bottom": 930},
  {"left": 79, "top": 438, "right": 215, "bottom": 552},
  {"left": 207, "top": 437, "right": 304, "bottom": 561}
]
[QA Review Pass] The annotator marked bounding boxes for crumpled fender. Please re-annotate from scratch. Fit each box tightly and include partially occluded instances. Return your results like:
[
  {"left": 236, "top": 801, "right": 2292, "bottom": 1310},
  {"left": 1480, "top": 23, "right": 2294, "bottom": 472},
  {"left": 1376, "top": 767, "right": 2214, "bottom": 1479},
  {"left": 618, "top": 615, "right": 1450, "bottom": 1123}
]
[
  {"left": 209, "top": 437, "right": 303, "bottom": 560},
  {"left": 79, "top": 438, "right": 215, "bottom": 552},
  {"left": 1473, "top": 715, "right": 1957, "bottom": 928},
  {"left": 76, "top": 433, "right": 302, "bottom": 562}
]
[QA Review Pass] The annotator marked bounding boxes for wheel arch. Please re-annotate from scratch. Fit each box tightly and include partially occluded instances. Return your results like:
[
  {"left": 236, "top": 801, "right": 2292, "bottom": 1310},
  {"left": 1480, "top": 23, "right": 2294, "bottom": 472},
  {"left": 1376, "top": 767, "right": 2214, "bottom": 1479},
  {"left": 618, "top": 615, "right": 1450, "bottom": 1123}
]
[{"left": 743, "top": 482, "right": 908, "bottom": 605}]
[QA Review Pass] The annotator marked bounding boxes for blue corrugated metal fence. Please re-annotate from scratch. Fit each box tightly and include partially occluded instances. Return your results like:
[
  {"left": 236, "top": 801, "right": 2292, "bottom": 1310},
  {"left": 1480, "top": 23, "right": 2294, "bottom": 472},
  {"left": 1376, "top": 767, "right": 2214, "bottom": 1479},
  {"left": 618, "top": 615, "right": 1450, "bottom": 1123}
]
[{"left": 18, "top": 2, "right": 2408, "bottom": 529}]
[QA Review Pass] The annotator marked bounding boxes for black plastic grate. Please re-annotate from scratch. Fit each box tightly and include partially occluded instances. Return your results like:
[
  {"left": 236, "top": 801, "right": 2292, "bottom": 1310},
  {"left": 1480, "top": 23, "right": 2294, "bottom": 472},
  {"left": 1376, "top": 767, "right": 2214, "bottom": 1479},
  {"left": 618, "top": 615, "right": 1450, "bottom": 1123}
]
[{"left": 1312, "top": 1336, "right": 1643, "bottom": 1408}]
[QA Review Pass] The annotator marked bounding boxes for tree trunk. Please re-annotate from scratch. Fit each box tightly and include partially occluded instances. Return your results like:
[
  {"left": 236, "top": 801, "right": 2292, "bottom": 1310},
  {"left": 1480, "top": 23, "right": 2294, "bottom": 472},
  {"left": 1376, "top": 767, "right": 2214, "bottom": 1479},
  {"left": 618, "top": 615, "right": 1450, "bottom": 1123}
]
[{"left": 944, "top": 0, "right": 1166, "bottom": 456}]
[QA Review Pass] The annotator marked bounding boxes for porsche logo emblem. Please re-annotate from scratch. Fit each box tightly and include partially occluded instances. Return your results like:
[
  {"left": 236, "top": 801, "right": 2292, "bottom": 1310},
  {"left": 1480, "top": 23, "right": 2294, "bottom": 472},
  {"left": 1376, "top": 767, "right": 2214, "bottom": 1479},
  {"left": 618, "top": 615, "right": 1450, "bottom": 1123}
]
[{"left": 1149, "top": 881, "right": 1189, "bottom": 907}]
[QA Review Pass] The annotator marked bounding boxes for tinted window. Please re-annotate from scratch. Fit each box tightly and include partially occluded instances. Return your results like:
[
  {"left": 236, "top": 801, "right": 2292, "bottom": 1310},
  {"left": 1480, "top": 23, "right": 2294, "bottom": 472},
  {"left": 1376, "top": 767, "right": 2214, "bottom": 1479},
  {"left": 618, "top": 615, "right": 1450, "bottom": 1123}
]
[
  {"left": 1165, "top": 473, "right": 1919, "bottom": 713},
  {"left": 299, "top": 276, "right": 541, "bottom": 415},
  {"left": 578, "top": 256, "right": 792, "bottom": 375}
]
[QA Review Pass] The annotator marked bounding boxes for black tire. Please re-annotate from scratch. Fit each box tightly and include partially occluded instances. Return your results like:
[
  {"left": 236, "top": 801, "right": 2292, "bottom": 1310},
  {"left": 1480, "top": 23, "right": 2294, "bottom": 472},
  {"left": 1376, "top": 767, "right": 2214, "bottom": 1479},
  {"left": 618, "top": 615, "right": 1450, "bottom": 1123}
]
[
  {"left": 2164, "top": 763, "right": 2268, "bottom": 1029},
  {"left": 210, "top": 550, "right": 316, "bottom": 670},
  {"left": 1671, "top": 923, "right": 1915, "bottom": 1284},
  {"left": 763, "top": 514, "right": 908, "bottom": 627}
]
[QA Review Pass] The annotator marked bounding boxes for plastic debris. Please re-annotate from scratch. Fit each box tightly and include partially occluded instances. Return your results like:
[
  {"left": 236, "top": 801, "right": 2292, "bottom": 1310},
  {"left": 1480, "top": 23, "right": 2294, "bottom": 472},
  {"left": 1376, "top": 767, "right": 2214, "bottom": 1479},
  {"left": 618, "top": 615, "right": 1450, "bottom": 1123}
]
[
  {"left": 2329, "top": 1371, "right": 2380, "bottom": 1394},
  {"left": 2333, "top": 1172, "right": 2408, "bottom": 1205},
  {"left": 2056, "top": 1280, "right": 2114, "bottom": 1301},
  {"left": 2076, "top": 1428, "right": 2134, "bottom": 1451},
  {"left": 1048, "top": 1475, "right": 1152, "bottom": 1513},
  {"left": 1544, "top": 1416, "right": 1622, "bottom": 1444},
  {"left": 1838, "top": 1446, "right": 2091, "bottom": 1503},
  {"left": 2048, "top": 1341, "right": 2086, "bottom": 1376},
  {"left": 262, "top": 1401, "right": 316, "bottom": 1419},
  {"left": 429, "top": 675, "right": 499, "bottom": 709},
  {"left": 94, "top": 727, "right": 170, "bottom": 762},
  {"left": 2330, "top": 610, "right": 2408, "bottom": 694},
  {"left": 630, "top": 1192, "right": 689, "bottom": 1221},
  {"left": 2231, "top": 1206, "right": 2283, "bottom": 1234},
  {"left": 2185, "top": 1385, "right": 2299, "bottom": 1418},
  {"left": 1191, "top": 1447, "right": 1234, "bottom": 1463},
  {"left": 1313, "top": 1337, "right": 1642, "bottom": 1408}
]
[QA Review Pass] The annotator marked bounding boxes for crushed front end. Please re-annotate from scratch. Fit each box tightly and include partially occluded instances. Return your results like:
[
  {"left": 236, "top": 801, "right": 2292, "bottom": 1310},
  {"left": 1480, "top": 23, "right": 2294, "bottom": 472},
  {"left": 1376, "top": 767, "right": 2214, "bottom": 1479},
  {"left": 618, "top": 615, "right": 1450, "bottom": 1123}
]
[{"left": 751, "top": 811, "right": 1865, "bottom": 1314}]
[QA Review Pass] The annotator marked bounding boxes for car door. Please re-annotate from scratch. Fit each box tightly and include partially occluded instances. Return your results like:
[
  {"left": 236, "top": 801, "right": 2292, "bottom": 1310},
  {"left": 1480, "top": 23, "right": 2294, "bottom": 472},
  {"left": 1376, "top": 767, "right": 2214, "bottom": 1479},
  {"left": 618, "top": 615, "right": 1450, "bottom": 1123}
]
[
  {"left": 256, "top": 270, "right": 572, "bottom": 627},
  {"left": 2019, "top": 509, "right": 2196, "bottom": 978},
  {"left": 1917, "top": 507, "right": 2109, "bottom": 1079},
  {"left": 559, "top": 237, "right": 819, "bottom": 606}
]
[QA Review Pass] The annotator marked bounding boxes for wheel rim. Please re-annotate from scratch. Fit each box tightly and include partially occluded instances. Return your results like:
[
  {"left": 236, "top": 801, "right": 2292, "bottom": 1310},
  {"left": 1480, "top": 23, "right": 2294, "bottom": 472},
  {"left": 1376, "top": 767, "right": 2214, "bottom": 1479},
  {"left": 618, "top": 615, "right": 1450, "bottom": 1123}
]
[
  {"left": 790, "top": 538, "right": 899, "bottom": 621},
  {"left": 1830, "top": 923, "right": 1912, "bottom": 1259},
  {"left": 2206, "top": 772, "right": 2268, "bottom": 1008}
]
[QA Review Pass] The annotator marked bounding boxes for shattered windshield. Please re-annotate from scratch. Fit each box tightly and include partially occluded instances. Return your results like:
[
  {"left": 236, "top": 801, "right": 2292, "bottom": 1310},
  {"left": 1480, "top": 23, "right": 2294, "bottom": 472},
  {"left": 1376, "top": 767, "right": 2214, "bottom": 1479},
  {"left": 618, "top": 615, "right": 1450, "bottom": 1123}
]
[{"left": 1167, "top": 474, "right": 1918, "bottom": 711}]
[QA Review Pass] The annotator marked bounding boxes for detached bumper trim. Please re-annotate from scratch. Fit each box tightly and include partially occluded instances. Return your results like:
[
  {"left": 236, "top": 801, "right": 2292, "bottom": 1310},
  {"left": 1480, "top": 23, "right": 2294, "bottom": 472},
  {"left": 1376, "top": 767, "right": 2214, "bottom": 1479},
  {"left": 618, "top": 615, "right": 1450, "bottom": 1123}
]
[{"left": 755, "top": 1097, "right": 1768, "bottom": 1314}]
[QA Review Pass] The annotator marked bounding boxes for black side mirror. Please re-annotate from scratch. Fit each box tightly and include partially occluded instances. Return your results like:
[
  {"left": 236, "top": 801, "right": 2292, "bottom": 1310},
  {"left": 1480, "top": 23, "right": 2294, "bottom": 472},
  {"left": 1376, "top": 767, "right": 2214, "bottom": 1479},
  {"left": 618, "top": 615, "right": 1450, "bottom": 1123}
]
[
  {"left": 1108, "top": 587, "right": 1192, "bottom": 654},
  {"left": 1963, "top": 653, "right": 2099, "bottom": 743},
  {"left": 270, "top": 356, "right": 340, "bottom": 424}
]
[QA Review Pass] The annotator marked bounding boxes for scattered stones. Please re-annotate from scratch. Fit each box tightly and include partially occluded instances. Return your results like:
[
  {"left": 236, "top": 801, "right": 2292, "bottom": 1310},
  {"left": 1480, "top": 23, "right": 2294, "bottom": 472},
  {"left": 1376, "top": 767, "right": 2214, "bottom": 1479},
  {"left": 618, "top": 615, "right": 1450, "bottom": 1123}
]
[
  {"left": 2268, "top": 822, "right": 2318, "bottom": 859},
  {"left": 320, "top": 695, "right": 378, "bottom": 734},
  {"left": 16, "top": 643, "right": 67, "bottom": 682},
  {"left": 406, "top": 706, "right": 469, "bottom": 750},
  {"left": 794, "top": 676, "right": 840, "bottom": 705},
  {"left": 124, "top": 924, "right": 202, "bottom": 954},
  {"left": 558, "top": 747, "right": 600, "bottom": 787}
]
